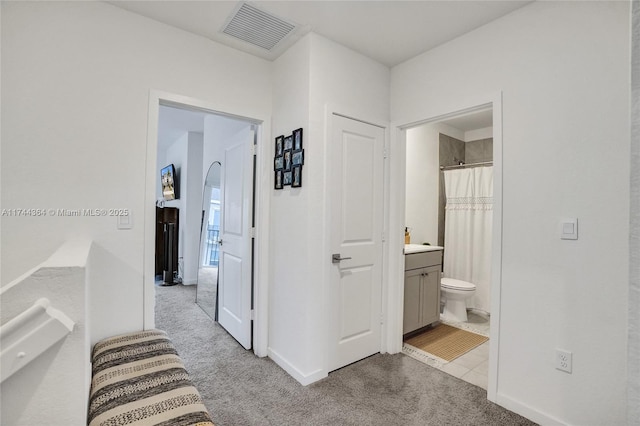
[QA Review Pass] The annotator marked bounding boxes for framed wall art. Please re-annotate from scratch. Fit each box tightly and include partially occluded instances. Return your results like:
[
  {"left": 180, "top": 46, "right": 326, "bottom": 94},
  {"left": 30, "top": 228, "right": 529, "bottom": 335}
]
[
  {"left": 292, "top": 165, "right": 302, "bottom": 188},
  {"left": 275, "top": 135, "right": 284, "bottom": 157},
  {"left": 292, "top": 149, "right": 304, "bottom": 166},
  {"left": 284, "top": 150, "right": 292, "bottom": 171},
  {"left": 283, "top": 171, "right": 292, "bottom": 186},
  {"left": 293, "top": 128, "right": 303, "bottom": 150},
  {"left": 274, "top": 129, "right": 304, "bottom": 190},
  {"left": 274, "top": 156, "right": 284, "bottom": 171},
  {"left": 274, "top": 170, "right": 283, "bottom": 189}
]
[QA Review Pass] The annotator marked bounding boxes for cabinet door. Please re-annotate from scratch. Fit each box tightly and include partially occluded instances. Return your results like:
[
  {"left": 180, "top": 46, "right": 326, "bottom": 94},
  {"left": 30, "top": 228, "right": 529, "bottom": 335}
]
[
  {"left": 421, "top": 265, "right": 441, "bottom": 327},
  {"left": 403, "top": 269, "right": 423, "bottom": 334}
]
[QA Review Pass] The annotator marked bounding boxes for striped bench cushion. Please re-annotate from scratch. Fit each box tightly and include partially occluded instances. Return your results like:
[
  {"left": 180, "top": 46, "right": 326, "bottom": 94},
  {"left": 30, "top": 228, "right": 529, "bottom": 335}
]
[{"left": 88, "top": 329, "right": 214, "bottom": 426}]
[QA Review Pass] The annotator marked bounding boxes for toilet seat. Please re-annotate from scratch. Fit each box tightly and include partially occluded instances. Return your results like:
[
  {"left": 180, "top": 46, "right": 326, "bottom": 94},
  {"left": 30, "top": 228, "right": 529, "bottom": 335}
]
[{"left": 441, "top": 277, "right": 475, "bottom": 291}]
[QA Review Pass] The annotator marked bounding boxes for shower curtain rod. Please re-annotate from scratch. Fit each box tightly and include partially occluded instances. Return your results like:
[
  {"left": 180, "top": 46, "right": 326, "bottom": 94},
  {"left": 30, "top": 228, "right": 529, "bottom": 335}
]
[{"left": 440, "top": 161, "right": 493, "bottom": 171}]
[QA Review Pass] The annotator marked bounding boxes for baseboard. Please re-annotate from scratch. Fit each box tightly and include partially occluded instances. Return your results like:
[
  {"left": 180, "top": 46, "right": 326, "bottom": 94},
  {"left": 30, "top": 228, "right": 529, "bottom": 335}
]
[
  {"left": 496, "top": 392, "right": 566, "bottom": 425},
  {"left": 267, "top": 347, "right": 327, "bottom": 386}
]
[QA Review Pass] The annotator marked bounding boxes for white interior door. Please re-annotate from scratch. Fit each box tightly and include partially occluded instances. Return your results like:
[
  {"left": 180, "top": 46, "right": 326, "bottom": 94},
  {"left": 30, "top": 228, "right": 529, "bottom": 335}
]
[
  {"left": 218, "top": 127, "right": 255, "bottom": 349},
  {"left": 329, "top": 114, "right": 385, "bottom": 372}
]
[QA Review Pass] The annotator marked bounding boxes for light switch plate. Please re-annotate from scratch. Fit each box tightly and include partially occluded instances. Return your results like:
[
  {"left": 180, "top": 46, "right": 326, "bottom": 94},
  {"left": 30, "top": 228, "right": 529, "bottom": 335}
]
[
  {"left": 117, "top": 213, "right": 133, "bottom": 230},
  {"left": 561, "top": 218, "right": 578, "bottom": 240}
]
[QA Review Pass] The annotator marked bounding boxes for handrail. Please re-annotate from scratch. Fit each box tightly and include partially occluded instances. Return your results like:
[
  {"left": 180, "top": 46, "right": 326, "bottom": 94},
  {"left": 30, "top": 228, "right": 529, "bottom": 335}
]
[{"left": 1, "top": 298, "right": 75, "bottom": 383}]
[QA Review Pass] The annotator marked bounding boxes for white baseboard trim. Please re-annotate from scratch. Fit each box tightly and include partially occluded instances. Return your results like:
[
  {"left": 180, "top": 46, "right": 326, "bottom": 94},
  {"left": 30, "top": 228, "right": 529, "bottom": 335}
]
[
  {"left": 268, "top": 347, "right": 327, "bottom": 386},
  {"left": 496, "top": 392, "right": 566, "bottom": 426}
]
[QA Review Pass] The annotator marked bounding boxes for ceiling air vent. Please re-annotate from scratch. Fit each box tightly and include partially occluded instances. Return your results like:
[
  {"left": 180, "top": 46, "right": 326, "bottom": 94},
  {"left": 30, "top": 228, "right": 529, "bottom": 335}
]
[{"left": 222, "top": 3, "right": 296, "bottom": 51}]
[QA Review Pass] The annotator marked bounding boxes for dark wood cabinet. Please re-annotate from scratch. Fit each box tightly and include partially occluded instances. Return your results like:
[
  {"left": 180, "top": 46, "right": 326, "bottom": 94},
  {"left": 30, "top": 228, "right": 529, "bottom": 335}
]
[{"left": 155, "top": 207, "right": 179, "bottom": 277}]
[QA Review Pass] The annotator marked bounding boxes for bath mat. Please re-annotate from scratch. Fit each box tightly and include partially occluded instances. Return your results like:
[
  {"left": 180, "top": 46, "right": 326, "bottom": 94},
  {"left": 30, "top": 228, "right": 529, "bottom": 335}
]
[{"left": 404, "top": 324, "right": 488, "bottom": 362}]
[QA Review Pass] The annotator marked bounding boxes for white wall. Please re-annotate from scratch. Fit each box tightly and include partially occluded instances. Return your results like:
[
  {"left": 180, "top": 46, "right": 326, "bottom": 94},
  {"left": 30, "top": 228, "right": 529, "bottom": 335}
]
[
  {"left": 184, "top": 132, "right": 203, "bottom": 284},
  {"left": 406, "top": 125, "right": 439, "bottom": 246},
  {"left": 163, "top": 131, "right": 203, "bottom": 284},
  {"left": 405, "top": 123, "right": 464, "bottom": 246},
  {"left": 1, "top": 1, "right": 272, "bottom": 343},
  {"left": 164, "top": 133, "right": 188, "bottom": 211},
  {"left": 268, "top": 33, "right": 389, "bottom": 384},
  {"left": 268, "top": 34, "right": 314, "bottom": 382},
  {"left": 630, "top": 1, "right": 640, "bottom": 423},
  {"left": 392, "top": 2, "right": 629, "bottom": 425}
]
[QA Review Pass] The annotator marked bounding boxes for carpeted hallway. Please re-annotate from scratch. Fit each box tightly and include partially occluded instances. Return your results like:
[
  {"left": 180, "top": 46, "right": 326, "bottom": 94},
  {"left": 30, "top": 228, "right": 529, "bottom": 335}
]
[{"left": 155, "top": 284, "right": 536, "bottom": 426}]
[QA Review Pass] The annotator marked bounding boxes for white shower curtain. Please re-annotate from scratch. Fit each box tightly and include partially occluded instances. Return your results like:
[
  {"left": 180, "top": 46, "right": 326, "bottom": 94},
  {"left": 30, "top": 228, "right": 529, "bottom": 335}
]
[{"left": 443, "top": 166, "right": 493, "bottom": 314}]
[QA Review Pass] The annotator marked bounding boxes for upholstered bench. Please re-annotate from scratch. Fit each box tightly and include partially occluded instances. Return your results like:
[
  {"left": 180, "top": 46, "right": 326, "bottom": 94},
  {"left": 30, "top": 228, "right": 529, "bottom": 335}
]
[{"left": 88, "top": 329, "right": 214, "bottom": 426}]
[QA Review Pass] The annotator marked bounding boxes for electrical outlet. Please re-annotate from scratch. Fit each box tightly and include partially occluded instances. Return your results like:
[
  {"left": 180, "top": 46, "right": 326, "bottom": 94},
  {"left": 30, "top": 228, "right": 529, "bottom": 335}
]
[{"left": 556, "top": 349, "right": 572, "bottom": 373}]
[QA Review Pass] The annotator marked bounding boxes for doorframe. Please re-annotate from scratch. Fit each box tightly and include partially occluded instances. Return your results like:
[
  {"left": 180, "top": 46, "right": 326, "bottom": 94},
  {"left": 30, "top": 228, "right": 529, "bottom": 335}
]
[
  {"left": 388, "top": 92, "right": 503, "bottom": 402},
  {"left": 143, "top": 90, "right": 271, "bottom": 357}
]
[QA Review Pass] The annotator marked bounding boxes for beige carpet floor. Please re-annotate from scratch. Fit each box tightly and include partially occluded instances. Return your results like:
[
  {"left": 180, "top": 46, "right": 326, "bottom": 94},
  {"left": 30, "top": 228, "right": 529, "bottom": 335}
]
[{"left": 156, "top": 284, "right": 536, "bottom": 425}]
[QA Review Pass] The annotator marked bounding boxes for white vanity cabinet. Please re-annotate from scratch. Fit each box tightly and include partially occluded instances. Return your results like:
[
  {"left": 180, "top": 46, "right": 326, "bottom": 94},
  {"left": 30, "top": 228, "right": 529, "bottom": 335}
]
[{"left": 403, "top": 249, "right": 443, "bottom": 335}]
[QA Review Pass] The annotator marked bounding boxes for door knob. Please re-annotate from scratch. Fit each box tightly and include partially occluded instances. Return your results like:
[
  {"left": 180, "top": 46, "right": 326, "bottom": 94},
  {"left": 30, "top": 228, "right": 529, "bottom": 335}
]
[
  {"left": 332, "top": 253, "right": 352, "bottom": 263},
  {"left": 218, "top": 239, "right": 223, "bottom": 246}
]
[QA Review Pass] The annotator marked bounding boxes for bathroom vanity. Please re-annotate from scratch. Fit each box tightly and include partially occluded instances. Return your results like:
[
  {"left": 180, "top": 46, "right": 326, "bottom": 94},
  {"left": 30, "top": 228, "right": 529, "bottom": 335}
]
[{"left": 403, "top": 245, "right": 443, "bottom": 334}]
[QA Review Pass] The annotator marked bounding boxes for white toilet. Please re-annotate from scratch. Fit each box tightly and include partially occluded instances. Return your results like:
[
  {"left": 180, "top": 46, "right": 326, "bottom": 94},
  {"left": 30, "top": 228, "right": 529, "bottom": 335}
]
[{"left": 441, "top": 277, "right": 476, "bottom": 323}]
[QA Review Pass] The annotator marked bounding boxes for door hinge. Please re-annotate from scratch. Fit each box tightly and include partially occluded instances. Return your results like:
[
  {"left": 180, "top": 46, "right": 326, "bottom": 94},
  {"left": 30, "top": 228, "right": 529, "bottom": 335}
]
[
  {"left": 250, "top": 227, "right": 256, "bottom": 238},
  {"left": 381, "top": 231, "right": 386, "bottom": 243},
  {"left": 383, "top": 147, "right": 388, "bottom": 159},
  {"left": 251, "top": 309, "right": 255, "bottom": 320},
  {"left": 251, "top": 144, "right": 257, "bottom": 156},
  {"left": 380, "top": 312, "right": 384, "bottom": 325}
]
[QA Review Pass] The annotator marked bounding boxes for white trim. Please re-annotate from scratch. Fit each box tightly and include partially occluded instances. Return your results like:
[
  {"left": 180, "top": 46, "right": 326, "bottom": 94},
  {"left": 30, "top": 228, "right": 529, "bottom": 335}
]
[
  {"left": 252, "top": 122, "right": 271, "bottom": 358},
  {"left": 267, "top": 347, "right": 327, "bottom": 386},
  {"left": 495, "top": 392, "right": 566, "bottom": 426},
  {"left": 144, "top": 89, "right": 271, "bottom": 357},
  {"left": 389, "top": 92, "right": 503, "bottom": 403},
  {"left": 487, "top": 92, "right": 503, "bottom": 403},
  {"left": 331, "top": 112, "right": 387, "bottom": 129}
]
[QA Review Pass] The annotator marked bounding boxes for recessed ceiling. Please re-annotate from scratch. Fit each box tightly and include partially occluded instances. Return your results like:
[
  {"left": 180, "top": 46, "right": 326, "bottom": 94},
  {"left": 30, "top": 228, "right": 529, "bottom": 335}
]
[{"left": 106, "top": 0, "right": 533, "bottom": 67}]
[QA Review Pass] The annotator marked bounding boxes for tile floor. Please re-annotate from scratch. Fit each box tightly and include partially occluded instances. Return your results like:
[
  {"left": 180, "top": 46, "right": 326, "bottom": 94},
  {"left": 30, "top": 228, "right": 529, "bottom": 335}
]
[{"left": 404, "top": 310, "right": 491, "bottom": 390}]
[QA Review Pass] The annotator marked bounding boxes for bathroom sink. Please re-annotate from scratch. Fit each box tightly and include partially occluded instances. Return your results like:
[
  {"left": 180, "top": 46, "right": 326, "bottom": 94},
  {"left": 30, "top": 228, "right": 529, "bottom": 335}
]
[{"left": 404, "top": 244, "right": 443, "bottom": 254}]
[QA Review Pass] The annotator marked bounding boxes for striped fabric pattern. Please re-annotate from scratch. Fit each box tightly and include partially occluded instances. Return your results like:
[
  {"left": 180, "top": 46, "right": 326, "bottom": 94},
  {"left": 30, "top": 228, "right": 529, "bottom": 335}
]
[{"left": 88, "top": 329, "right": 214, "bottom": 426}]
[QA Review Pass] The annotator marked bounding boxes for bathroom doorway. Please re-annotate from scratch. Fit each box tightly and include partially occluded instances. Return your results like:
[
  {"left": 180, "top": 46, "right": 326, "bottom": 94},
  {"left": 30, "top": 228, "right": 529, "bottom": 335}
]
[{"left": 391, "top": 96, "right": 503, "bottom": 401}]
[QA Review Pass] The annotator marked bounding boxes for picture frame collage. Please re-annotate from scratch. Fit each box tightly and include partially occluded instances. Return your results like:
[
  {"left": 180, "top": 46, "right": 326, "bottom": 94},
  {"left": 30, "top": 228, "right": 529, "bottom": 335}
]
[{"left": 274, "top": 128, "right": 304, "bottom": 189}]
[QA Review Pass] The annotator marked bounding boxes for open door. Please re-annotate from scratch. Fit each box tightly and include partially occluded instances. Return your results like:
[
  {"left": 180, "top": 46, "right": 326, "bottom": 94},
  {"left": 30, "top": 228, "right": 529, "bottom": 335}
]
[{"left": 218, "top": 126, "right": 255, "bottom": 349}]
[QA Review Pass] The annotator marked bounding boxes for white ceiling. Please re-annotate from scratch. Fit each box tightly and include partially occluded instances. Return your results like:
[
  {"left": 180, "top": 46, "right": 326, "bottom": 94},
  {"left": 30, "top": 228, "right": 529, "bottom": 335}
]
[
  {"left": 149, "top": 1, "right": 512, "bottom": 148},
  {"left": 440, "top": 108, "right": 493, "bottom": 133},
  {"left": 158, "top": 106, "right": 206, "bottom": 149},
  {"left": 158, "top": 105, "right": 251, "bottom": 152},
  {"left": 107, "top": 0, "right": 533, "bottom": 67}
]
